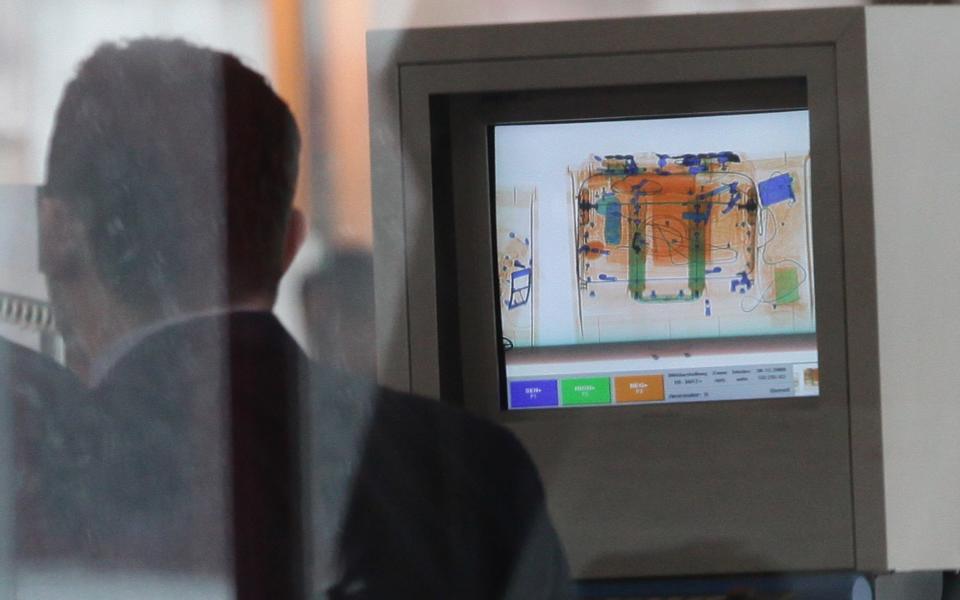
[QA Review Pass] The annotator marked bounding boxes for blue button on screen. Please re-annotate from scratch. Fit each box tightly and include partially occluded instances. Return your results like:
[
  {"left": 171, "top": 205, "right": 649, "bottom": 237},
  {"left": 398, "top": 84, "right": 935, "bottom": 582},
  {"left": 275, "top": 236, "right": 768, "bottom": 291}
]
[{"left": 510, "top": 379, "right": 559, "bottom": 408}]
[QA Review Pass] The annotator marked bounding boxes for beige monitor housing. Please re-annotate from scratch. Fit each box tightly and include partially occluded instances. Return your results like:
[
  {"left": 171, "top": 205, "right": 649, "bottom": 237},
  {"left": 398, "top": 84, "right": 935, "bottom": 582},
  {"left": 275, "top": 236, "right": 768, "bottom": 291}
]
[{"left": 367, "top": 7, "right": 960, "bottom": 578}]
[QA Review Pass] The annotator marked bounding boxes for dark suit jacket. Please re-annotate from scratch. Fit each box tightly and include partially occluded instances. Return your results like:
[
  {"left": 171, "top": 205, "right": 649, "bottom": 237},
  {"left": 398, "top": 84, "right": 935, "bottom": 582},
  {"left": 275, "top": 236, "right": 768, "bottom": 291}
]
[
  {"left": 6, "top": 338, "right": 84, "bottom": 560},
  {"left": 79, "top": 312, "right": 570, "bottom": 599}
]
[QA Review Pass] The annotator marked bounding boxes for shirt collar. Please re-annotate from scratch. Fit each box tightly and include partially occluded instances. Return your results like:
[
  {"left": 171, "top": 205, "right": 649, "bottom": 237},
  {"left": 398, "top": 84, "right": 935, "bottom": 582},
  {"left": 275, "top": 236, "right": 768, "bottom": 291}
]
[{"left": 88, "top": 305, "right": 267, "bottom": 386}]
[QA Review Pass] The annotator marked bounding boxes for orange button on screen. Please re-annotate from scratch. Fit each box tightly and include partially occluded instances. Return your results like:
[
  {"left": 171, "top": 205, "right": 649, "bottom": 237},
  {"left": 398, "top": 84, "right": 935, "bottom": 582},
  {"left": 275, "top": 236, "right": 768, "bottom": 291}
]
[{"left": 614, "top": 375, "right": 665, "bottom": 403}]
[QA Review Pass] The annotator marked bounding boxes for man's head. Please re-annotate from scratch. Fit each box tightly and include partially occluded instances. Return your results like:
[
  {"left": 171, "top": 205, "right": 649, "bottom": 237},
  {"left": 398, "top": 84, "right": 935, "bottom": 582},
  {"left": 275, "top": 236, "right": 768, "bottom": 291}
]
[
  {"left": 41, "top": 39, "right": 304, "bottom": 372},
  {"left": 43, "top": 38, "right": 302, "bottom": 317}
]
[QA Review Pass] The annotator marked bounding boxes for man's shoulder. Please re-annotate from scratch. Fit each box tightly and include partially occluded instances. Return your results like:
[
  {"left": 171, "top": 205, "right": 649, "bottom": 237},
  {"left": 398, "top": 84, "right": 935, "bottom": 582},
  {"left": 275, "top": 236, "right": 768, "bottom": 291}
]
[
  {"left": 372, "top": 386, "right": 526, "bottom": 457},
  {"left": 319, "top": 372, "right": 524, "bottom": 461},
  {"left": 350, "top": 383, "right": 541, "bottom": 504},
  {"left": 330, "top": 382, "right": 570, "bottom": 598}
]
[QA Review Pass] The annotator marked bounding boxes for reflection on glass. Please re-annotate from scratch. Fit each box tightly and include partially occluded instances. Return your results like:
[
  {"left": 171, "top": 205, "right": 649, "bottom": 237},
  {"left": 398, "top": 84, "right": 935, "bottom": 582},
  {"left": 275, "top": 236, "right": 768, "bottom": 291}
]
[{"left": 6, "top": 35, "right": 572, "bottom": 600}]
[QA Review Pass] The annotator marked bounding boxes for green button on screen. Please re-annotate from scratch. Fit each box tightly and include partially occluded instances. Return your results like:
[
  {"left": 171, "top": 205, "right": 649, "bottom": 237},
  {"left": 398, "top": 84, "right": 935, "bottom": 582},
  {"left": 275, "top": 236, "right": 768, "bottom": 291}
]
[{"left": 561, "top": 377, "right": 611, "bottom": 406}]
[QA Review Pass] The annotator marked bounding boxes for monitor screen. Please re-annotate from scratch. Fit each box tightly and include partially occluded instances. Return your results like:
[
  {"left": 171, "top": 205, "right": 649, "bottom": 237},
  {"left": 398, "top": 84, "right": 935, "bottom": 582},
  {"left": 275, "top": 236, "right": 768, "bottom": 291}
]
[{"left": 493, "top": 110, "right": 818, "bottom": 409}]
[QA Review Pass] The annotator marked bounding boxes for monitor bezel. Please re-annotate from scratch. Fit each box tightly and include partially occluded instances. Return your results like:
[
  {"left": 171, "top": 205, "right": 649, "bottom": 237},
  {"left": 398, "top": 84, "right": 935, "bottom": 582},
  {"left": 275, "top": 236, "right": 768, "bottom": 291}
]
[{"left": 436, "top": 76, "right": 847, "bottom": 424}]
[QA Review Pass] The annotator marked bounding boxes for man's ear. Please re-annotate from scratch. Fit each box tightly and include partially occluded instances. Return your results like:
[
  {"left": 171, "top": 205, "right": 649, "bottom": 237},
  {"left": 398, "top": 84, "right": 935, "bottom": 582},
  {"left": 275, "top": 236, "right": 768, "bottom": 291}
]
[
  {"left": 38, "top": 196, "right": 87, "bottom": 278},
  {"left": 281, "top": 207, "right": 307, "bottom": 275}
]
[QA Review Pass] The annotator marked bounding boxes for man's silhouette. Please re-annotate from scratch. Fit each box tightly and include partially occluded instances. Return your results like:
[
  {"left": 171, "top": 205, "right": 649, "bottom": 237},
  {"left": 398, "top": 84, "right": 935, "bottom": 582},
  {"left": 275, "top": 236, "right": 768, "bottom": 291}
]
[{"left": 39, "top": 38, "right": 569, "bottom": 598}]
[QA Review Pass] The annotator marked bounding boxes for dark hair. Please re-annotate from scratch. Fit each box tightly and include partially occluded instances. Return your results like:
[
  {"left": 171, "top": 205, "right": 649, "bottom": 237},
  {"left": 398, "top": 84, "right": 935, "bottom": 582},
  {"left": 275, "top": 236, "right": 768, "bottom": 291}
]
[{"left": 44, "top": 38, "right": 300, "bottom": 313}]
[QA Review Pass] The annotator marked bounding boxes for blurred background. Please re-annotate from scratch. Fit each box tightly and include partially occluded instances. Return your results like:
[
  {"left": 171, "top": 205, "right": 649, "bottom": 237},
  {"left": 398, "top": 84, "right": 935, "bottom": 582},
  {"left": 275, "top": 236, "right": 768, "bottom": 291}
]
[{"left": 0, "top": 1, "right": 953, "bottom": 598}]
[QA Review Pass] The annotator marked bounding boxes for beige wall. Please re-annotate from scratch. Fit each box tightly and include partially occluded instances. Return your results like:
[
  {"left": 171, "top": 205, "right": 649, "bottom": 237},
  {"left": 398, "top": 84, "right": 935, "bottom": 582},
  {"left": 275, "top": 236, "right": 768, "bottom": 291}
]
[{"left": 0, "top": 0, "right": 271, "bottom": 187}]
